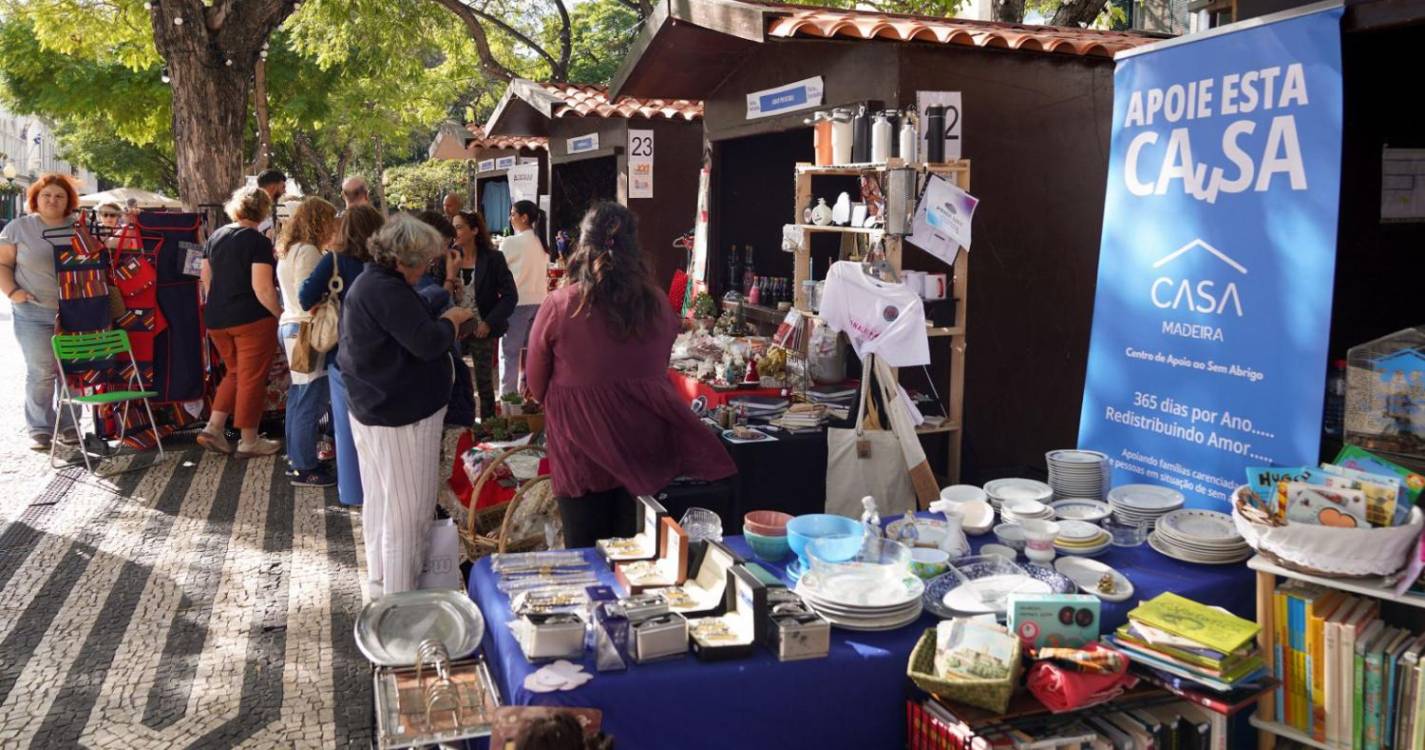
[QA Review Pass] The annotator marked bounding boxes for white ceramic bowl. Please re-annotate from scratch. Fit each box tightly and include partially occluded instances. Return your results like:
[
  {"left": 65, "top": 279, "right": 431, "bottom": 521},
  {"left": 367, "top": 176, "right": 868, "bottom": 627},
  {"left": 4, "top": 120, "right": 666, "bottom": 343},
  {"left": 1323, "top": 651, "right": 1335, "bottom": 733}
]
[
  {"left": 993, "top": 523, "right": 1026, "bottom": 551},
  {"left": 939, "top": 485, "right": 988, "bottom": 504},
  {"left": 957, "top": 500, "right": 995, "bottom": 535},
  {"left": 980, "top": 543, "right": 1018, "bottom": 561}
]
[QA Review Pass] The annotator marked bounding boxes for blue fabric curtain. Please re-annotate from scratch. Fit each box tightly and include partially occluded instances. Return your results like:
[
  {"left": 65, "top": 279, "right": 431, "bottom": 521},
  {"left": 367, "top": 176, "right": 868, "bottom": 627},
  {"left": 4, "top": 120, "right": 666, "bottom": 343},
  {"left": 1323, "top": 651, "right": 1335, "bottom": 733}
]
[{"left": 481, "top": 180, "right": 511, "bottom": 234}]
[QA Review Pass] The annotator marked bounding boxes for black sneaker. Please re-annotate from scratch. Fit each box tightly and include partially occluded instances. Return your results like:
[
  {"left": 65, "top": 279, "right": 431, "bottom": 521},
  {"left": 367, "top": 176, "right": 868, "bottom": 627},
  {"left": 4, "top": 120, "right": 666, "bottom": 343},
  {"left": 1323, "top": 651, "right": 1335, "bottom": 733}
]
[{"left": 291, "top": 468, "right": 337, "bottom": 487}]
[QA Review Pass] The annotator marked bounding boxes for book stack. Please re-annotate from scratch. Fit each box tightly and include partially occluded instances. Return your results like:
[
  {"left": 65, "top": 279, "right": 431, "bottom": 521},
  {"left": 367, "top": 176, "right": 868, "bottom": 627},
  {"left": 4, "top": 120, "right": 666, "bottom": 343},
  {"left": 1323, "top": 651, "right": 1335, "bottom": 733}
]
[
  {"left": 1278, "top": 584, "right": 1425, "bottom": 749},
  {"left": 806, "top": 383, "right": 856, "bottom": 421},
  {"left": 1105, "top": 593, "right": 1266, "bottom": 695},
  {"left": 908, "top": 694, "right": 1231, "bottom": 750}
]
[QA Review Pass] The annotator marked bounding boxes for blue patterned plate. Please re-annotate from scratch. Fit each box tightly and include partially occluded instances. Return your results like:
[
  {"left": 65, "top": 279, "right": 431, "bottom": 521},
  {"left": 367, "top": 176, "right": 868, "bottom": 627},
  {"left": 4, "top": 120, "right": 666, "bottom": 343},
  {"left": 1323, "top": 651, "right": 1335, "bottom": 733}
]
[{"left": 922, "top": 562, "right": 1074, "bottom": 620}]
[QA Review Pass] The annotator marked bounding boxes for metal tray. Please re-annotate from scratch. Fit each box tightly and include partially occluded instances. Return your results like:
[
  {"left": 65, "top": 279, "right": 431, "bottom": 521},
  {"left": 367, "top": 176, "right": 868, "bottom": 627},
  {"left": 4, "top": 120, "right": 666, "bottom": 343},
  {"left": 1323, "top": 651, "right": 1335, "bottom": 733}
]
[
  {"left": 374, "top": 657, "right": 501, "bottom": 749},
  {"left": 355, "top": 590, "right": 486, "bottom": 667}
]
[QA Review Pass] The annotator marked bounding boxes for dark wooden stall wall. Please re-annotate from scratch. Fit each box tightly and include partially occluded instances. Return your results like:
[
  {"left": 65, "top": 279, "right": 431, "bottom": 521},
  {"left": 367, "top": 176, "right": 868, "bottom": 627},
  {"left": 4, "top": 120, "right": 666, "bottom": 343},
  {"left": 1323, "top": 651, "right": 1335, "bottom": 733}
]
[
  {"left": 712, "top": 129, "right": 816, "bottom": 296},
  {"left": 1328, "top": 26, "right": 1425, "bottom": 362},
  {"left": 637, "top": 118, "right": 706, "bottom": 290},
  {"left": 550, "top": 157, "right": 618, "bottom": 250},
  {"left": 897, "top": 45, "right": 1118, "bottom": 482},
  {"left": 701, "top": 39, "right": 901, "bottom": 139}
]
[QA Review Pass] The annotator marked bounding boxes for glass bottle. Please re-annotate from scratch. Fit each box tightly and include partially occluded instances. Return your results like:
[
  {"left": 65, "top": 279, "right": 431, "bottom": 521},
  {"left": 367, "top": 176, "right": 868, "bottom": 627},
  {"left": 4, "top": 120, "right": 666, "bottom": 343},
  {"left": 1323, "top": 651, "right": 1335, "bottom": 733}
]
[
  {"left": 747, "top": 275, "right": 761, "bottom": 306},
  {"left": 742, "top": 245, "right": 756, "bottom": 299}
]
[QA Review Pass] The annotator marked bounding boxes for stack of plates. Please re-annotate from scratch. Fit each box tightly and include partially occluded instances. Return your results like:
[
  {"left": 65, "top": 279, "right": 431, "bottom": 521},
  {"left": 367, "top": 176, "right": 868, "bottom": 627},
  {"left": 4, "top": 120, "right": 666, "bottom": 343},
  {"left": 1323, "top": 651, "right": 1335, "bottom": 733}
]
[
  {"left": 1001, "top": 499, "right": 1055, "bottom": 524},
  {"left": 727, "top": 396, "right": 789, "bottom": 422},
  {"left": 1046, "top": 449, "right": 1111, "bottom": 500},
  {"left": 983, "top": 478, "right": 1053, "bottom": 511},
  {"left": 794, "top": 571, "right": 924, "bottom": 631},
  {"left": 1148, "top": 509, "right": 1251, "bottom": 564},
  {"left": 1107, "top": 484, "right": 1185, "bottom": 527},
  {"left": 1053, "top": 520, "right": 1111, "bottom": 557}
]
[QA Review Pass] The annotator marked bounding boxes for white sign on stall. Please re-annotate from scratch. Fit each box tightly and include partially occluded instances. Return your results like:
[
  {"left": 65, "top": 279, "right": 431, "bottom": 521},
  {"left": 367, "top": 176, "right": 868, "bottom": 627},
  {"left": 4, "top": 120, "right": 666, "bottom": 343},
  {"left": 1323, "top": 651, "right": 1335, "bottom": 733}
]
[
  {"left": 909, "top": 174, "right": 978, "bottom": 266},
  {"left": 746, "top": 76, "right": 824, "bottom": 120},
  {"left": 477, "top": 159, "right": 495, "bottom": 173},
  {"left": 567, "top": 132, "right": 600, "bottom": 154},
  {"left": 916, "top": 91, "right": 963, "bottom": 162},
  {"left": 508, "top": 162, "right": 540, "bottom": 202},
  {"left": 628, "top": 129, "right": 654, "bottom": 199},
  {"left": 495, "top": 155, "right": 517, "bottom": 170},
  {"left": 518, "top": 156, "right": 539, "bottom": 165}
]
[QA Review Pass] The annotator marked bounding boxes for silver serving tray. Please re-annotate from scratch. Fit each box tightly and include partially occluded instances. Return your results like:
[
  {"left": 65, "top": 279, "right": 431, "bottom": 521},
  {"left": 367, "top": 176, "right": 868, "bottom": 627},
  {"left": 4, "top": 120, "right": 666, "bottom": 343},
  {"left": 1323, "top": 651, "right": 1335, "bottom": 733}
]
[{"left": 356, "top": 590, "right": 486, "bottom": 667}]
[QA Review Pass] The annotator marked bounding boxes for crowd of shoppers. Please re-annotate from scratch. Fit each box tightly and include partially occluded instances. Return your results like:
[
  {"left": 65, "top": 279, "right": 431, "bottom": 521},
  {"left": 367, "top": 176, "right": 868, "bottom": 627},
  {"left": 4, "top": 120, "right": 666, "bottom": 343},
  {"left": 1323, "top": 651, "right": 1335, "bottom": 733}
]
[{"left": 5, "top": 171, "right": 736, "bottom": 599}]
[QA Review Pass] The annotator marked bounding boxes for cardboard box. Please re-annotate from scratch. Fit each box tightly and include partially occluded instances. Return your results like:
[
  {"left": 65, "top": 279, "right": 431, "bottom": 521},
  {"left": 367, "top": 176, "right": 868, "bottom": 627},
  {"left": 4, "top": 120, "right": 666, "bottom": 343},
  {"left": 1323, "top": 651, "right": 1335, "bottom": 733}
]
[{"left": 1007, "top": 593, "right": 1101, "bottom": 649}]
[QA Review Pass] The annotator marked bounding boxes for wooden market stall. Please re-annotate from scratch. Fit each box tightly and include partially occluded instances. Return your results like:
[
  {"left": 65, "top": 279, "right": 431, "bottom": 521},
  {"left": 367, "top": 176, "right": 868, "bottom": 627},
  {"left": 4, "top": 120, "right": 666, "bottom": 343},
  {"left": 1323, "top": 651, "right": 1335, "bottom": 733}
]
[
  {"left": 483, "top": 80, "right": 704, "bottom": 288},
  {"left": 610, "top": 0, "right": 1161, "bottom": 482},
  {"left": 428, "top": 121, "right": 549, "bottom": 234}
]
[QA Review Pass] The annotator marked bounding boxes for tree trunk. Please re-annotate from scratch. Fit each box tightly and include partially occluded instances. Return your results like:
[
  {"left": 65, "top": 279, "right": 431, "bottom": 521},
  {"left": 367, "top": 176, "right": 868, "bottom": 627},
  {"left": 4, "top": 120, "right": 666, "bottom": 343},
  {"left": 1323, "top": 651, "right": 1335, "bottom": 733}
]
[
  {"left": 1050, "top": 0, "right": 1112, "bottom": 26},
  {"left": 168, "top": 60, "right": 251, "bottom": 212},
  {"left": 373, "top": 136, "right": 387, "bottom": 217},
  {"left": 993, "top": 0, "right": 1027, "bottom": 22},
  {"left": 150, "top": 0, "right": 292, "bottom": 211}
]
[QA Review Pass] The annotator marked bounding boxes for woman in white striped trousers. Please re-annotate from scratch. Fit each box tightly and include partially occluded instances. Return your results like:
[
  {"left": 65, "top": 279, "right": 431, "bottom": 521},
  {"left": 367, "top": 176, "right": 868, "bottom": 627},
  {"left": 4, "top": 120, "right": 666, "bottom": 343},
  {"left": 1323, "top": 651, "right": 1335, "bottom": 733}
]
[{"left": 337, "top": 215, "right": 474, "bottom": 597}]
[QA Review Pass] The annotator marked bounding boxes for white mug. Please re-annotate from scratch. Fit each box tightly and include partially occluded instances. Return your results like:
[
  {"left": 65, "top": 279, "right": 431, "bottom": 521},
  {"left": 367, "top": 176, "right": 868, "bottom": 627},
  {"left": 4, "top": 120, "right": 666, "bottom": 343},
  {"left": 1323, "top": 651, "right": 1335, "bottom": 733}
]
[
  {"left": 902, "top": 270, "right": 927, "bottom": 298},
  {"left": 924, "top": 273, "right": 948, "bottom": 300}
]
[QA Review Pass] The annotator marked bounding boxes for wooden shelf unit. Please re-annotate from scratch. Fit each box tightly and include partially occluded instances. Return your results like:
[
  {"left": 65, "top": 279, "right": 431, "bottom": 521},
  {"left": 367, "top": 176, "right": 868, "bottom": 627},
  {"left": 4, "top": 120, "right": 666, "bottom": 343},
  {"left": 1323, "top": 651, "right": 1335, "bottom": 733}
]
[
  {"left": 790, "top": 159, "right": 971, "bottom": 482},
  {"left": 1248, "top": 554, "right": 1425, "bottom": 750}
]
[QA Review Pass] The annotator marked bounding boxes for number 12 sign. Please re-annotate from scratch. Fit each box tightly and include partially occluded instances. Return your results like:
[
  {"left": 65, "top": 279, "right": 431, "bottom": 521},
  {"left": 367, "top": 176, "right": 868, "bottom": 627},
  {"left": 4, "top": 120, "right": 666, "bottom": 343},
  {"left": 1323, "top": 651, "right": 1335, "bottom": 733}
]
[{"left": 628, "top": 129, "right": 654, "bottom": 199}]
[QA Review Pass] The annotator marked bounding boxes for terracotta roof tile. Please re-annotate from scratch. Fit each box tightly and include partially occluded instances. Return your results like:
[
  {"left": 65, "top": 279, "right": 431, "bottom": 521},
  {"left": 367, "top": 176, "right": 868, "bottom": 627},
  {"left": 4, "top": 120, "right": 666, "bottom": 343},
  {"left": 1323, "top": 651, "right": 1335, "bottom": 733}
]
[
  {"left": 533, "top": 82, "right": 704, "bottom": 121},
  {"left": 763, "top": 5, "right": 1158, "bottom": 59},
  {"left": 463, "top": 125, "right": 548, "bottom": 151}
]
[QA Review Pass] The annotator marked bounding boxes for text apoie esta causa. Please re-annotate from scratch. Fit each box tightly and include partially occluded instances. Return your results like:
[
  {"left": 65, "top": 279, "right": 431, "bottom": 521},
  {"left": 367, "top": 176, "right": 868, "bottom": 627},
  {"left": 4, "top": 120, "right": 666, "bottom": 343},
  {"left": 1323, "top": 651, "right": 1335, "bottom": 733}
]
[{"left": 1120, "top": 63, "right": 1312, "bottom": 204}]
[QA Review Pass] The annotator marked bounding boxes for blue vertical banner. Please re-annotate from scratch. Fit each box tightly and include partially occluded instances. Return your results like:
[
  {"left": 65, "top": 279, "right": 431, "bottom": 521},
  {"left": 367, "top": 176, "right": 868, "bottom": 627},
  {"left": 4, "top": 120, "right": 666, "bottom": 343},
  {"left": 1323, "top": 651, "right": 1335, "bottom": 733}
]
[{"left": 1078, "top": 6, "right": 1344, "bottom": 510}]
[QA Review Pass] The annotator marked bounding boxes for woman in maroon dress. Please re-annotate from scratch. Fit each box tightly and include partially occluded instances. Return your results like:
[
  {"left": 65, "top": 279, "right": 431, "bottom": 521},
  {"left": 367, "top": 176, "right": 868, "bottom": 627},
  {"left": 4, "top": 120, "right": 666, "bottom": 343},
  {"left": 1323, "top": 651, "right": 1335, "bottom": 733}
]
[{"left": 526, "top": 203, "right": 735, "bottom": 548}]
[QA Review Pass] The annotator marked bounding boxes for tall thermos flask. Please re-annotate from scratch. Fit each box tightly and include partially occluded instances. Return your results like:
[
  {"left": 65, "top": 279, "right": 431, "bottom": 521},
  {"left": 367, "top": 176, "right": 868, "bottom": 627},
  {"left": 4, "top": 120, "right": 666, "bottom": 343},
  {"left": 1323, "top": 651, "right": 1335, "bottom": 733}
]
[
  {"left": 851, "top": 104, "right": 870, "bottom": 163},
  {"left": 925, "top": 105, "right": 946, "bottom": 164},
  {"left": 830, "top": 108, "right": 853, "bottom": 165},
  {"left": 899, "top": 110, "right": 919, "bottom": 164},
  {"left": 870, "top": 111, "right": 893, "bottom": 164},
  {"left": 809, "top": 112, "right": 834, "bottom": 166}
]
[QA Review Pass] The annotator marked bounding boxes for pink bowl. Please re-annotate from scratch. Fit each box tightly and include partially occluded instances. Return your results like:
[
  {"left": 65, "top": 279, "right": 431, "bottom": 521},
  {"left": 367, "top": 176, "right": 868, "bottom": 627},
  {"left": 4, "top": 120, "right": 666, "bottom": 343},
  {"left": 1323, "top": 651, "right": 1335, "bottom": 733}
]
[{"left": 743, "top": 510, "right": 793, "bottom": 537}]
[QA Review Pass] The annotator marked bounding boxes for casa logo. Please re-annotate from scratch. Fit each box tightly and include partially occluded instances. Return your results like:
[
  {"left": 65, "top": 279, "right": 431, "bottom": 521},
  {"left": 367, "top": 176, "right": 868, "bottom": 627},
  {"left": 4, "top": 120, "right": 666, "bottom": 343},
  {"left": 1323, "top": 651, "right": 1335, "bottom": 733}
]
[
  {"left": 1149, "top": 238, "right": 1246, "bottom": 317},
  {"left": 882, "top": 304, "right": 900, "bottom": 322}
]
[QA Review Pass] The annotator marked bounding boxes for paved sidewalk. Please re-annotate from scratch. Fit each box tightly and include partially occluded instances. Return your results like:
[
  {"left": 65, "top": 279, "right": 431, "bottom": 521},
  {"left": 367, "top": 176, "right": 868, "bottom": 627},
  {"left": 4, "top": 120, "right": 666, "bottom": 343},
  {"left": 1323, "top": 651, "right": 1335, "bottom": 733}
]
[{"left": 0, "top": 301, "right": 374, "bottom": 749}]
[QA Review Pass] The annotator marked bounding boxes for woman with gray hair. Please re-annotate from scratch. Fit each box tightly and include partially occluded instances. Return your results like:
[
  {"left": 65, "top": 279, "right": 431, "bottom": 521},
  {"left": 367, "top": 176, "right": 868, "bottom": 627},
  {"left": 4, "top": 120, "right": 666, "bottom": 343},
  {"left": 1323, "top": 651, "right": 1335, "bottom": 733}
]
[{"left": 338, "top": 213, "right": 474, "bottom": 597}]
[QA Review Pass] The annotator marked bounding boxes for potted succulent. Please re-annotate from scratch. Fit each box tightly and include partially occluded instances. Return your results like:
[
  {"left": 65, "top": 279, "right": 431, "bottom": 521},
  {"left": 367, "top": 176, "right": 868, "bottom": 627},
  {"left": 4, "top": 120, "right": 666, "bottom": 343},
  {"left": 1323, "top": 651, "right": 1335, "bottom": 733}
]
[{"left": 500, "top": 392, "right": 526, "bottom": 416}]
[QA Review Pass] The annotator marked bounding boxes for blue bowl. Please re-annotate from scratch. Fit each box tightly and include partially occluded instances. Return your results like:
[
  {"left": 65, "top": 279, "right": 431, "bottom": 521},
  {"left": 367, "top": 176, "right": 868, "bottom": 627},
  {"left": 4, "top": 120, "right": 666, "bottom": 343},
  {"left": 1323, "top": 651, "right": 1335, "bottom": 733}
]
[
  {"left": 743, "top": 528, "right": 791, "bottom": 562},
  {"left": 786, "top": 514, "right": 863, "bottom": 569}
]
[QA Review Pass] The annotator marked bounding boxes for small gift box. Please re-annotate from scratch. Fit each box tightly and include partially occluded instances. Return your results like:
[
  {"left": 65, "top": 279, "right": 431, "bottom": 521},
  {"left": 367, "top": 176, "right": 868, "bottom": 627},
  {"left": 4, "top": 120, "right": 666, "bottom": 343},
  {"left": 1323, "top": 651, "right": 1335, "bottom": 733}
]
[
  {"left": 596, "top": 496, "right": 669, "bottom": 569},
  {"left": 687, "top": 566, "right": 767, "bottom": 661}
]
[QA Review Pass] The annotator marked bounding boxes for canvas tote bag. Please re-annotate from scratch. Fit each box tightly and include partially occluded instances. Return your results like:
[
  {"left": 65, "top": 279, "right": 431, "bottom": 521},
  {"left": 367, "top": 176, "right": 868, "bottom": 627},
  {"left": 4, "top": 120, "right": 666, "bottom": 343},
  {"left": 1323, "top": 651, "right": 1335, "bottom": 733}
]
[{"left": 826, "top": 355, "right": 917, "bottom": 518}]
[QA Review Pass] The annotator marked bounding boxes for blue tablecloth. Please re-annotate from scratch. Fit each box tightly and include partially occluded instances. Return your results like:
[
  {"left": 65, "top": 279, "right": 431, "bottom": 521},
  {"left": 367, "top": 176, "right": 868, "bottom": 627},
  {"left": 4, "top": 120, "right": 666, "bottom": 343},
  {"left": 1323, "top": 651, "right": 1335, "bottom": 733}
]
[{"left": 467, "top": 526, "right": 1256, "bottom": 749}]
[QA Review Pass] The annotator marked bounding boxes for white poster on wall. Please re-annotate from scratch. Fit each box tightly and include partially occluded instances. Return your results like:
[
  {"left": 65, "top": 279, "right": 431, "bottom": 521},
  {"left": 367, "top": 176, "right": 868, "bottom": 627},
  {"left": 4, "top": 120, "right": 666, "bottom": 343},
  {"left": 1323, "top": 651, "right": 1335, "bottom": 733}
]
[
  {"left": 628, "top": 129, "right": 654, "bottom": 199},
  {"left": 916, "top": 91, "right": 963, "bottom": 162},
  {"left": 909, "top": 174, "right": 978, "bottom": 266},
  {"left": 508, "top": 162, "right": 540, "bottom": 202}
]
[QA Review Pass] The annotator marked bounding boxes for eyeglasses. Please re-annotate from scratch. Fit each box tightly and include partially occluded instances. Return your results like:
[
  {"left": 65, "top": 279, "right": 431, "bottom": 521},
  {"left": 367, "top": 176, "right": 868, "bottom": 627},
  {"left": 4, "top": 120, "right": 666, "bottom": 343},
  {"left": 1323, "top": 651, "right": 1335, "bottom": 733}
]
[{"left": 99, "top": 213, "right": 121, "bottom": 219}]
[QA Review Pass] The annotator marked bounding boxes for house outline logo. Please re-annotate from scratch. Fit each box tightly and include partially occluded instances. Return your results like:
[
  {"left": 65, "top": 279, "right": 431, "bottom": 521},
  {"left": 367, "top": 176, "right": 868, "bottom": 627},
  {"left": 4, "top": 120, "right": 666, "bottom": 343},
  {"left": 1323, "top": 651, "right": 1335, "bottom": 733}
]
[{"left": 1152, "top": 238, "right": 1248, "bottom": 275}]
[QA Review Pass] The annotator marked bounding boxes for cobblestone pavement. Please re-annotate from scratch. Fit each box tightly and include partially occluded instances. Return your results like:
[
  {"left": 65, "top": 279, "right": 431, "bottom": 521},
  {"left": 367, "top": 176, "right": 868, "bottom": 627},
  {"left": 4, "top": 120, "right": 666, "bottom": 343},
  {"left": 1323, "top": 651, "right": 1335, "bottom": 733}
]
[{"left": 0, "top": 300, "right": 374, "bottom": 749}]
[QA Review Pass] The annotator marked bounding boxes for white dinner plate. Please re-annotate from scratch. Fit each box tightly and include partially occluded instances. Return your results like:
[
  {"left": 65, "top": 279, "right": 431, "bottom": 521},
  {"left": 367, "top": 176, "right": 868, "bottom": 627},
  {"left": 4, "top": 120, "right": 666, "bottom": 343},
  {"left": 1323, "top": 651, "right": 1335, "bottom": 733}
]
[
  {"left": 940, "top": 574, "right": 1051, "bottom": 614},
  {"left": 1148, "top": 532, "right": 1252, "bottom": 565},
  {"left": 1051, "top": 499, "right": 1112, "bottom": 522},
  {"left": 1156, "top": 509, "right": 1240, "bottom": 543},
  {"left": 1108, "top": 485, "right": 1185, "bottom": 511},
  {"left": 1054, "top": 557, "right": 1134, "bottom": 602}
]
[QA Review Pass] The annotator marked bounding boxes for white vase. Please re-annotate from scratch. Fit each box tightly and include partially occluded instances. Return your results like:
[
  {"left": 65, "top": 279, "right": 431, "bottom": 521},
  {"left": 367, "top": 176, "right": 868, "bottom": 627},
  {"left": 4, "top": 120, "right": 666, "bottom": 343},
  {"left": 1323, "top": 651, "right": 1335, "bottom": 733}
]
[{"left": 809, "top": 198, "right": 833, "bottom": 226}]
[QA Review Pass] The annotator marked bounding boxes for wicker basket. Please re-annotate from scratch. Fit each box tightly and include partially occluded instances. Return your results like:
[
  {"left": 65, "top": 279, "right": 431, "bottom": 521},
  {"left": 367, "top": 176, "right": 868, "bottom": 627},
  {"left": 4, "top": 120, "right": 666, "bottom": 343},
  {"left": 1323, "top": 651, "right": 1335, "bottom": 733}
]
[
  {"left": 1231, "top": 485, "right": 1424, "bottom": 578},
  {"left": 458, "top": 444, "right": 561, "bottom": 560},
  {"left": 907, "top": 627, "right": 1022, "bottom": 714}
]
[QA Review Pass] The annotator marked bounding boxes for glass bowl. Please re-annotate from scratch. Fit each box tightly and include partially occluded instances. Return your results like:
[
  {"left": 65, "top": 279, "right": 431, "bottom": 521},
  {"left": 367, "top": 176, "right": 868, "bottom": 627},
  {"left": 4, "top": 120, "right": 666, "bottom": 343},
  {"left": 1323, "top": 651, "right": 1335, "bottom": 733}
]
[{"left": 1103, "top": 517, "right": 1150, "bottom": 547}]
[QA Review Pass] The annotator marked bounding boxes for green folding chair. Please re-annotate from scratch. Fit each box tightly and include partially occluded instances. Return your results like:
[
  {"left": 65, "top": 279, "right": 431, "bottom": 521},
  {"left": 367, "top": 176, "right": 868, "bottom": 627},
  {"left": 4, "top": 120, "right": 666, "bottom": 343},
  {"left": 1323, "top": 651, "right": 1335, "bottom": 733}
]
[{"left": 50, "top": 330, "right": 167, "bottom": 475}]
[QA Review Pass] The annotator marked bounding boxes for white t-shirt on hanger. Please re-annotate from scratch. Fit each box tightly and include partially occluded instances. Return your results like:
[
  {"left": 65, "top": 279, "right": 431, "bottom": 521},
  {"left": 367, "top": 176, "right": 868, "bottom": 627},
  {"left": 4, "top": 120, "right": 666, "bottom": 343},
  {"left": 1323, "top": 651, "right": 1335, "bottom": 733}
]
[{"left": 818, "top": 260, "right": 930, "bottom": 367}]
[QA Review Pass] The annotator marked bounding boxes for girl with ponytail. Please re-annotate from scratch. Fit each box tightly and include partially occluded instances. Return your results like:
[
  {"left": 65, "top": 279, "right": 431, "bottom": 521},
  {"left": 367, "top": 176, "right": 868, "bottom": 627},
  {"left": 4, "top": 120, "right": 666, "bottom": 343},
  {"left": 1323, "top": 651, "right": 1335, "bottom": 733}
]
[{"left": 525, "top": 202, "right": 735, "bottom": 547}]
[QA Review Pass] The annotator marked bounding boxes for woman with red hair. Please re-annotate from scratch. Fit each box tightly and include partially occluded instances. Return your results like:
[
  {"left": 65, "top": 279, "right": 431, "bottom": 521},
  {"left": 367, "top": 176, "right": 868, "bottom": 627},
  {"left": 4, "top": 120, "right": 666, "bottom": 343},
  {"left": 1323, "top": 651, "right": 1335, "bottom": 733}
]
[{"left": 0, "top": 173, "right": 81, "bottom": 451}]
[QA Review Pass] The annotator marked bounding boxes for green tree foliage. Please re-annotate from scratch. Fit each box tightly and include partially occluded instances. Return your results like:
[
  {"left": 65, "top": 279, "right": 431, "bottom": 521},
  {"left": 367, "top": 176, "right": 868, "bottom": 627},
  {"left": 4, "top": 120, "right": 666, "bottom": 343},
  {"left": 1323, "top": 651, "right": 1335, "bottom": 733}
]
[
  {"left": 559, "top": 0, "right": 643, "bottom": 85},
  {"left": 382, "top": 159, "right": 467, "bottom": 210}
]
